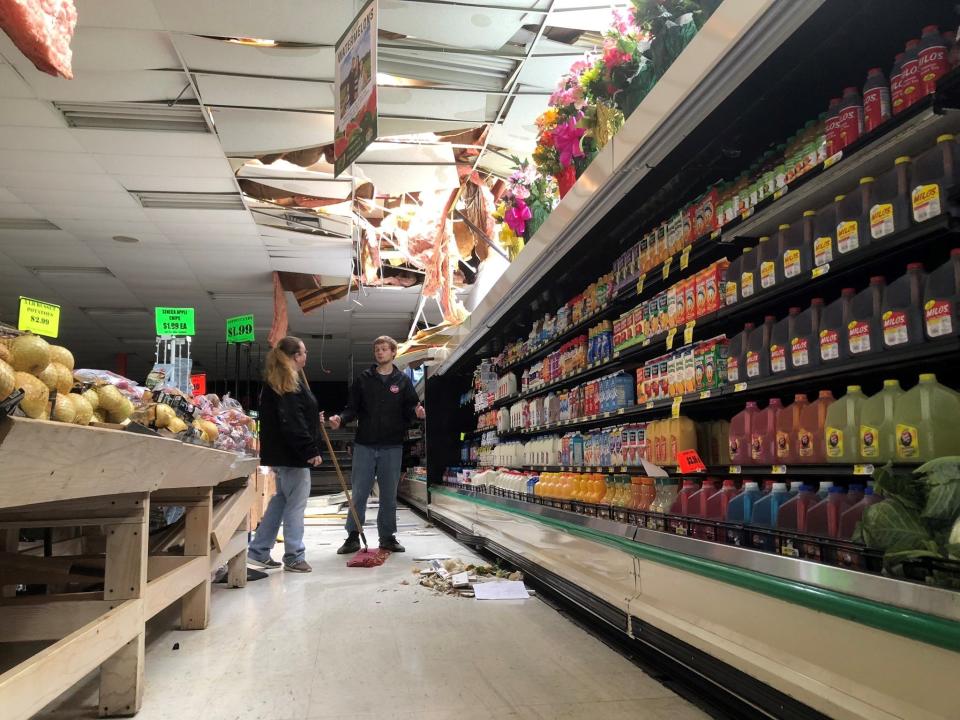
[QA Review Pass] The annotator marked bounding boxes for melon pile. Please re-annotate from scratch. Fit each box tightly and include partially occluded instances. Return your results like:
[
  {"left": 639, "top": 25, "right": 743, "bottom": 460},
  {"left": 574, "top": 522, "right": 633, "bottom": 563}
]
[{"left": 0, "top": 334, "right": 134, "bottom": 424}]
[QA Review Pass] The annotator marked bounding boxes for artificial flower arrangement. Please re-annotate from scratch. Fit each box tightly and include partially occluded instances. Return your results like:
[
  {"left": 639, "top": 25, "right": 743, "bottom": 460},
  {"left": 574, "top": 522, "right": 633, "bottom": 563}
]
[{"left": 500, "top": 160, "right": 558, "bottom": 241}]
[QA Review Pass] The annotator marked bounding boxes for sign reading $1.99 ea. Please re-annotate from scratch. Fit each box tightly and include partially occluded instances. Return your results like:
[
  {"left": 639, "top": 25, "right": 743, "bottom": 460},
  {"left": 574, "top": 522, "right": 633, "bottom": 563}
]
[{"left": 155, "top": 307, "right": 195, "bottom": 336}]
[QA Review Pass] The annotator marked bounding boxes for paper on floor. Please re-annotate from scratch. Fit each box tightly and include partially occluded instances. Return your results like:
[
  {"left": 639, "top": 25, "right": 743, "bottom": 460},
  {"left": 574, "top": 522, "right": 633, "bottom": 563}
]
[
  {"left": 473, "top": 581, "right": 530, "bottom": 601},
  {"left": 413, "top": 553, "right": 452, "bottom": 561}
]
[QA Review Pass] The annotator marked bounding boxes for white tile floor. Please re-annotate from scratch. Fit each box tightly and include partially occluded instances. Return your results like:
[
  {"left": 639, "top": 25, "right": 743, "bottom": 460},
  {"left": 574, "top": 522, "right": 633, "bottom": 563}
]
[{"left": 31, "top": 504, "right": 713, "bottom": 720}]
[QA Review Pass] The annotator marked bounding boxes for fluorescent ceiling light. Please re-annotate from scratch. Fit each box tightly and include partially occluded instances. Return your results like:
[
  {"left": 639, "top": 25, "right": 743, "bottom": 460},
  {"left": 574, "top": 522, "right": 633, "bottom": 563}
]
[
  {"left": 130, "top": 191, "right": 246, "bottom": 210},
  {"left": 29, "top": 266, "right": 115, "bottom": 277},
  {"left": 0, "top": 218, "right": 61, "bottom": 231},
  {"left": 80, "top": 307, "right": 150, "bottom": 316},
  {"left": 208, "top": 291, "right": 271, "bottom": 301},
  {"left": 56, "top": 102, "right": 210, "bottom": 133}
]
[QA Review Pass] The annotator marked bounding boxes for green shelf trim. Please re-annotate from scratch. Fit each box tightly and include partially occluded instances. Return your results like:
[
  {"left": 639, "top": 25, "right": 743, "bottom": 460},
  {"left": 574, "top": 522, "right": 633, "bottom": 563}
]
[{"left": 431, "top": 487, "right": 960, "bottom": 652}]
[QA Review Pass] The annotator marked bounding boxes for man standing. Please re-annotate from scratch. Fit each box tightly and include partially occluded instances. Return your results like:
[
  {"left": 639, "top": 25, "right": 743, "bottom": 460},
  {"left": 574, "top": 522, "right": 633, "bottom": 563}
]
[{"left": 329, "top": 336, "right": 425, "bottom": 554}]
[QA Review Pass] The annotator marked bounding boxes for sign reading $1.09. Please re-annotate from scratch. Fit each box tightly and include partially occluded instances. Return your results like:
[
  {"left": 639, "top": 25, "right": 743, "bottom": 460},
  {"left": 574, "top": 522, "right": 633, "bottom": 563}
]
[
  {"left": 155, "top": 307, "right": 195, "bottom": 336},
  {"left": 225, "top": 314, "right": 255, "bottom": 343}
]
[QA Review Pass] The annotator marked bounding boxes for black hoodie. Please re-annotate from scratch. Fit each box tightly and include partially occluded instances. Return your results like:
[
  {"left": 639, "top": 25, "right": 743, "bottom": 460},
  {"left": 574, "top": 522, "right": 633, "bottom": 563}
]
[
  {"left": 259, "top": 382, "right": 322, "bottom": 468},
  {"left": 339, "top": 364, "right": 419, "bottom": 446}
]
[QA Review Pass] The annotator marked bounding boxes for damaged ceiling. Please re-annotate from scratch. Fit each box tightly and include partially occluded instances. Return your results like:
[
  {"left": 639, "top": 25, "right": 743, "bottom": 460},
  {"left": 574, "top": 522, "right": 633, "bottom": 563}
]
[{"left": 0, "top": 0, "right": 630, "bottom": 381}]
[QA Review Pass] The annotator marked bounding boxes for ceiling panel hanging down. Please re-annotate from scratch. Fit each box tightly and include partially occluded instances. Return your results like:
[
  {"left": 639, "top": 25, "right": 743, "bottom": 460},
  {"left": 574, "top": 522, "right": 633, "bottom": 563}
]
[
  {"left": 195, "top": 74, "right": 334, "bottom": 111},
  {"left": 210, "top": 107, "right": 334, "bottom": 155},
  {"left": 379, "top": 1, "right": 528, "bottom": 52},
  {"left": 378, "top": 86, "right": 496, "bottom": 122},
  {"left": 171, "top": 34, "right": 336, "bottom": 81}
]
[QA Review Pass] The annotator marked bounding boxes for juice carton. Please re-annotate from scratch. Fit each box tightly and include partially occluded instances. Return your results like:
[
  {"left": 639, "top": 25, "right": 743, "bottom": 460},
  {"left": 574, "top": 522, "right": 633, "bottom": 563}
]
[
  {"left": 894, "top": 373, "right": 960, "bottom": 461},
  {"left": 825, "top": 385, "right": 867, "bottom": 463}
]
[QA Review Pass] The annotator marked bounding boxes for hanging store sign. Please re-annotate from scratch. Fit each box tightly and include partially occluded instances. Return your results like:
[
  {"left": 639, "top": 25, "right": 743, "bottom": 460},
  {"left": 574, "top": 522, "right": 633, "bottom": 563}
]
[
  {"left": 334, "top": 0, "right": 378, "bottom": 177},
  {"left": 18, "top": 296, "right": 60, "bottom": 337},
  {"left": 226, "top": 314, "right": 255, "bottom": 343},
  {"left": 155, "top": 307, "right": 195, "bottom": 336}
]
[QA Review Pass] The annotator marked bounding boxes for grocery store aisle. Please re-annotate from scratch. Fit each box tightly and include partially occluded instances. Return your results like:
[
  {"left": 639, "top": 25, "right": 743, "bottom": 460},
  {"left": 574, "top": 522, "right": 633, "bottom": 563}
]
[{"left": 35, "top": 505, "right": 711, "bottom": 720}]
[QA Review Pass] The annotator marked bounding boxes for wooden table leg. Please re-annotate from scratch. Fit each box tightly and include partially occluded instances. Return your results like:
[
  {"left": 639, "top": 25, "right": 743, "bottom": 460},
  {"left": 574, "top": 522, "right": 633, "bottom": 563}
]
[
  {"left": 2, "top": 528, "right": 18, "bottom": 598},
  {"left": 180, "top": 489, "right": 212, "bottom": 630},
  {"left": 226, "top": 516, "right": 249, "bottom": 589},
  {"left": 99, "top": 494, "right": 149, "bottom": 717}
]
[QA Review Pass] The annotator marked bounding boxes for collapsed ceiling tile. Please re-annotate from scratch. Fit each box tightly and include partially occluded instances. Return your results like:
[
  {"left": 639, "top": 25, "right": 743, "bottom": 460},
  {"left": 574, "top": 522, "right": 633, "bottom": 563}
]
[
  {"left": 195, "top": 74, "right": 334, "bottom": 111},
  {"left": 210, "top": 107, "right": 333, "bottom": 155},
  {"left": 171, "top": 34, "right": 336, "bottom": 81}
]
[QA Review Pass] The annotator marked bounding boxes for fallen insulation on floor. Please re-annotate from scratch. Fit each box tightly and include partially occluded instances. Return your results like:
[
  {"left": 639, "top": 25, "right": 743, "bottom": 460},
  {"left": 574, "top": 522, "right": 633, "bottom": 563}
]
[{"left": 412, "top": 557, "right": 527, "bottom": 598}]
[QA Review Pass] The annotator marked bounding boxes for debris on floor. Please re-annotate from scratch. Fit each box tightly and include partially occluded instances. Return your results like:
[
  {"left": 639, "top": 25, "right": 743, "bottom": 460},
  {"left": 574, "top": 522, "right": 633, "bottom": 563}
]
[{"left": 412, "top": 557, "right": 526, "bottom": 598}]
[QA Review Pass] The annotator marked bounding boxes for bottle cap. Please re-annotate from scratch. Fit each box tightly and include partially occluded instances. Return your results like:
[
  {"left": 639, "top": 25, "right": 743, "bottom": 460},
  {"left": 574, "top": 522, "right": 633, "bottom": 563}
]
[
  {"left": 811, "top": 297, "right": 824, "bottom": 305},
  {"left": 907, "top": 262, "right": 924, "bottom": 270},
  {"left": 835, "top": 194, "right": 846, "bottom": 202},
  {"left": 843, "top": 86, "right": 858, "bottom": 95},
  {"left": 745, "top": 401, "right": 758, "bottom": 408},
  {"left": 883, "top": 379, "right": 901, "bottom": 388},
  {"left": 919, "top": 373, "right": 936, "bottom": 382},
  {"left": 952, "top": 248, "right": 960, "bottom": 256},
  {"left": 789, "top": 306, "right": 802, "bottom": 314},
  {"left": 923, "top": 25, "right": 940, "bottom": 35},
  {"left": 794, "top": 393, "right": 807, "bottom": 402},
  {"left": 778, "top": 224, "right": 791, "bottom": 230},
  {"left": 870, "top": 276, "right": 886, "bottom": 284},
  {"left": 842, "top": 287, "right": 856, "bottom": 295},
  {"left": 758, "top": 236, "right": 769, "bottom": 243},
  {"left": 847, "top": 385, "right": 861, "bottom": 393},
  {"left": 867, "top": 67, "right": 882, "bottom": 75},
  {"left": 938, "top": 134, "right": 956, "bottom": 143},
  {"left": 744, "top": 481, "right": 759, "bottom": 490},
  {"left": 850, "top": 484, "right": 864, "bottom": 492},
  {"left": 895, "top": 155, "right": 911, "bottom": 165},
  {"left": 819, "top": 389, "right": 835, "bottom": 399},
  {"left": 906, "top": 39, "right": 920, "bottom": 49},
  {"left": 864, "top": 486, "right": 874, "bottom": 495},
  {"left": 860, "top": 176, "right": 874, "bottom": 184},
  {"left": 829, "top": 486, "right": 842, "bottom": 493},
  {"left": 772, "top": 482, "right": 788, "bottom": 492},
  {"left": 803, "top": 210, "right": 816, "bottom": 217}
]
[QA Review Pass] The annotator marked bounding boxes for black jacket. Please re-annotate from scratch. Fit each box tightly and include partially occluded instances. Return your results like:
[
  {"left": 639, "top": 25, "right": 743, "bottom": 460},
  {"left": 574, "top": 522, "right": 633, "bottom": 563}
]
[
  {"left": 259, "top": 381, "right": 322, "bottom": 468},
  {"left": 340, "top": 365, "right": 419, "bottom": 446}
]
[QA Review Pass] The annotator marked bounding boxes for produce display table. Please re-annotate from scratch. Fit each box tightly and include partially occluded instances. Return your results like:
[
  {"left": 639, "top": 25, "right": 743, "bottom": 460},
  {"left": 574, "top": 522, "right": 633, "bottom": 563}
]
[{"left": 0, "top": 416, "right": 259, "bottom": 719}]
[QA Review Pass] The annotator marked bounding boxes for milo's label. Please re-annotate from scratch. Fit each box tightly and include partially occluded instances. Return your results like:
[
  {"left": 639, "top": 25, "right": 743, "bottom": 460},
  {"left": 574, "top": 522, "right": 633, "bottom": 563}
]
[
  {"left": 798, "top": 428, "right": 814, "bottom": 457},
  {"left": 848, "top": 320, "right": 872, "bottom": 354},
  {"left": 870, "top": 203, "right": 895, "bottom": 239},
  {"left": 791, "top": 337, "right": 809, "bottom": 367},
  {"left": 783, "top": 249, "right": 801, "bottom": 278},
  {"left": 882, "top": 310, "right": 909, "bottom": 346},
  {"left": 837, "top": 220, "right": 860, "bottom": 254},
  {"left": 814, "top": 237, "right": 833, "bottom": 266},
  {"left": 820, "top": 329, "right": 839, "bottom": 361},
  {"left": 860, "top": 424, "right": 879, "bottom": 458},
  {"left": 896, "top": 423, "right": 920, "bottom": 459},
  {"left": 924, "top": 299, "right": 953, "bottom": 337},
  {"left": 826, "top": 426, "right": 843, "bottom": 458},
  {"left": 776, "top": 431, "right": 790, "bottom": 459},
  {"left": 912, "top": 184, "right": 941, "bottom": 222}
]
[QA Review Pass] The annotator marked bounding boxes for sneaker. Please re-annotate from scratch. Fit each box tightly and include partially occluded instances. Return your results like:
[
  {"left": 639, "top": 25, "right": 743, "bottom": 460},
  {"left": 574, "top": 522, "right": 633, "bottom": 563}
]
[
  {"left": 379, "top": 536, "right": 405, "bottom": 553},
  {"left": 248, "top": 556, "right": 281, "bottom": 569},
  {"left": 337, "top": 534, "right": 361, "bottom": 555},
  {"left": 283, "top": 560, "right": 312, "bottom": 573}
]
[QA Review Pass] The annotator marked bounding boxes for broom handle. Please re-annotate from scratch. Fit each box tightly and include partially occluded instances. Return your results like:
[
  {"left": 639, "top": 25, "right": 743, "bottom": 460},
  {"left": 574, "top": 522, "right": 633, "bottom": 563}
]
[{"left": 319, "top": 422, "right": 366, "bottom": 542}]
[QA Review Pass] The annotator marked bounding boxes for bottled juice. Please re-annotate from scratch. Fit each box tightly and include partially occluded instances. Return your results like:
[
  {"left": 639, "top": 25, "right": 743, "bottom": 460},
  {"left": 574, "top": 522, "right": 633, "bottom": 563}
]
[
  {"left": 863, "top": 67, "right": 892, "bottom": 133},
  {"left": 751, "top": 481, "right": 794, "bottom": 527},
  {"left": 859, "top": 379, "right": 904, "bottom": 463},
  {"left": 723, "top": 251, "right": 743, "bottom": 307},
  {"left": 669, "top": 416, "right": 698, "bottom": 465},
  {"left": 770, "top": 307, "right": 800, "bottom": 375},
  {"left": 650, "top": 481, "right": 678, "bottom": 514},
  {"left": 726, "top": 480, "right": 762, "bottom": 524},
  {"left": 759, "top": 233, "right": 781, "bottom": 292},
  {"left": 890, "top": 52, "right": 907, "bottom": 116},
  {"left": 894, "top": 373, "right": 960, "bottom": 462},
  {"left": 839, "top": 487, "right": 883, "bottom": 539},
  {"left": 912, "top": 134, "right": 958, "bottom": 222},
  {"left": 819, "top": 288, "right": 855, "bottom": 364},
  {"left": 746, "top": 315, "right": 775, "bottom": 380},
  {"left": 710, "top": 420, "right": 730, "bottom": 466},
  {"left": 846, "top": 276, "right": 885, "bottom": 357},
  {"left": 797, "top": 390, "right": 835, "bottom": 463},
  {"left": 918, "top": 25, "right": 950, "bottom": 96},
  {"left": 630, "top": 477, "right": 644, "bottom": 509},
  {"left": 825, "top": 97, "right": 842, "bottom": 156},
  {"left": 751, "top": 398, "right": 782, "bottom": 464},
  {"left": 687, "top": 478, "right": 719, "bottom": 517},
  {"left": 729, "top": 401, "right": 759, "bottom": 465},
  {"left": 726, "top": 322, "right": 754, "bottom": 384},
  {"left": 813, "top": 198, "right": 842, "bottom": 268},
  {"left": 869, "top": 156, "right": 912, "bottom": 240},
  {"left": 791, "top": 298, "right": 824, "bottom": 371},
  {"left": 825, "top": 385, "right": 867, "bottom": 463},
  {"left": 601, "top": 475, "right": 615, "bottom": 504},
  {"left": 670, "top": 479, "right": 700, "bottom": 515},
  {"left": 836, "top": 178, "right": 873, "bottom": 256},
  {"left": 815, "top": 481, "right": 834, "bottom": 499},
  {"left": 901, "top": 38, "right": 922, "bottom": 110},
  {"left": 881, "top": 263, "right": 925, "bottom": 349},
  {"left": 638, "top": 476, "right": 656, "bottom": 510},
  {"left": 847, "top": 484, "right": 865, "bottom": 507},
  {"left": 739, "top": 246, "right": 759, "bottom": 301},
  {"left": 776, "top": 394, "right": 809, "bottom": 464},
  {"left": 776, "top": 483, "right": 819, "bottom": 531},
  {"left": 781, "top": 211, "right": 815, "bottom": 281},
  {"left": 837, "top": 86, "right": 863, "bottom": 150},
  {"left": 923, "top": 248, "right": 960, "bottom": 339},
  {"left": 704, "top": 479, "right": 738, "bottom": 520},
  {"left": 806, "top": 487, "right": 847, "bottom": 538}
]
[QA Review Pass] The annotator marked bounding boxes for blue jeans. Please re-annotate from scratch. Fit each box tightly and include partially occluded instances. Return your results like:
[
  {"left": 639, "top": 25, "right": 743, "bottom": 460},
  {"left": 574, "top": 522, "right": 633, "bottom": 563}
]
[
  {"left": 249, "top": 466, "right": 311, "bottom": 565},
  {"left": 346, "top": 444, "right": 402, "bottom": 539}
]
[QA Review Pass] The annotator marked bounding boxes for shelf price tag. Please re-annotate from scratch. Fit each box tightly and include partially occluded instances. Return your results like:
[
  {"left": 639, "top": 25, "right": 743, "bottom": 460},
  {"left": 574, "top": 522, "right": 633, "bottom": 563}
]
[
  {"left": 680, "top": 247, "right": 691, "bottom": 270},
  {"left": 671, "top": 396, "right": 682, "bottom": 418},
  {"left": 699, "top": 390, "right": 711, "bottom": 399},
  {"left": 666, "top": 327, "right": 678, "bottom": 350},
  {"left": 772, "top": 465, "right": 787, "bottom": 474},
  {"left": 617, "top": 408, "right": 625, "bottom": 415},
  {"left": 226, "top": 314, "right": 255, "bottom": 343},
  {"left": 677, "top": 449, "right": 706, "bottom": 473},
  {"left": 824, "top": 151, "right": 843, "bottom": 169},
  {"left": 773, "top": 186, "right": 788, "bottom": 201},
  {"left": 734, "top": 382, "right": 748, "bottom": 392},
  {"left": 662, "top": 257, "right": 672, "bottom": 280},
  {"left": 155, "top": 307, "right": 195, "bottom": 336},
  {"left": 18, "top": 296, "right": 60, "bottom": 338},
  {"left": 710, "top": 229, "right": 722, "bottom": 240},
  {"left": 642, "top": 338, "right": 651, "bottom": 347},
  {"left": 812, "top": 264, "right": 830, "bottom": 278},
  {"left": 728, "top": 465, "right": 742, "bottom": 474},
  {"left": 645, "top": 401, "right": 655, "bottom": 409},
  {"left": 459, "top": 432, "right": 465, "bottom": 441},
  {"left": 684, "top": 320, "right": 696, "bottom": 345},
  {"left": 741, "top": 207, "right": 754, "bottom": 221},
  {"left": 853, "top": 464, "right": 875, "bottom": 475},
  {"left": 636, "top": 273, "right": 646, "bottom": 296}
]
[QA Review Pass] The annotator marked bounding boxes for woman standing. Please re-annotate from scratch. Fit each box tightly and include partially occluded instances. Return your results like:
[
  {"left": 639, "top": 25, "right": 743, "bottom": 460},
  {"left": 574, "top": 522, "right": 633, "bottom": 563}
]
[{"left": 248, "top": 336, "right": 322, "bottom": 573}]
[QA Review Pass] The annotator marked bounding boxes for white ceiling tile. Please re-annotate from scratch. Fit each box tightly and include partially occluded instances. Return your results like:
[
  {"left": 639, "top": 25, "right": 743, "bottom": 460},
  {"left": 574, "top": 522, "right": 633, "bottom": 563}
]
[
  {"left": 11, "top": 188, "right": 141, "bottom": 208},
  {"left": 380, "top": 1, "right": 526, "bottom": 51},
  {"left": 209, "top": 107, "right": 333, "bottom": 155},
  {"left": 196, "top": 74, "right": 333, "bottom": 111},
  {"left": 380, "top": 87, "right": 496, "bottom": 122},
  {"left": 155, "top": 0, "right": 358, "bottom": 45},
  {"left": 0, "top": 232, "right": 103, "bottom": 266},
  {"left": 0, "top": 170, "right": 123, "bottom": 192},
  {"left": 96, "top": 154, "right": 234, "bottom": 178},
  {"left": 25, "top": 70, "right": 193, "bottom": 103},
  {"left": 72, "top": 29, "right": 180, "bottom": 71},
  {"left": 0, "top": 202, "right": 43, "bottom": 219},
  {"left": 0, "top": 127, "right": 86, "bottom": 152},
  {"left": 518, "top": 55, "right": 585, "bottom": 90},
  {"left": 142, "top": 208, "right": 253, "bottom": 225},
  {"left": 50, "top": 219, "right": 162, "bottom": 237},
  {"left": 0, "top": 99, "right": 66, "bottom": 127},
  {"left": 156, "top": 222, "right": 260, "bottom": 237},
  {"left": 74, "top": 0, "right": 165, "bottom": 30},
  {"left": 172, "top": 34, "right": 334, "bottom": 80},
  {"left": 113, "top": 175, "right": 239, "bottom": 193},
  {"left": 31, "top": 204, "right": 149, "bottom": 222},
  {"left": 0, "top": 188, "right": 20, "bottom": 203},
  {"left": 0, "top": 63, "right": 36, "bottom": 99},
  {"left": 377, "top": 117, "right": 481, "bottom": 139},
  {"left": 0, "top": 150, "right": 105, "bottom": 174},
  {"left": 72, "top": 129, "right": 225, "bottom": 158}
]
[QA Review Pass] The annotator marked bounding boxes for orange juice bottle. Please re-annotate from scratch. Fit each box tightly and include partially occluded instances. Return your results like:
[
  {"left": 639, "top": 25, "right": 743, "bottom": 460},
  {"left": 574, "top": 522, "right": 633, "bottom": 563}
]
[{"left": 602, "top": 475, "right": 615, "bottom": 505}]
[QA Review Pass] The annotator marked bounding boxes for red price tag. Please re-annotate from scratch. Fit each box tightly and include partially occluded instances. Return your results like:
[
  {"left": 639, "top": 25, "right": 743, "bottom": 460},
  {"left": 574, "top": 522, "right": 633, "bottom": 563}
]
[
  {"left": 190, "top": 373, "right": 206, "bottom": 396},
  {"left": 677, "top": 449, "right": 706, "bottom": 473}
]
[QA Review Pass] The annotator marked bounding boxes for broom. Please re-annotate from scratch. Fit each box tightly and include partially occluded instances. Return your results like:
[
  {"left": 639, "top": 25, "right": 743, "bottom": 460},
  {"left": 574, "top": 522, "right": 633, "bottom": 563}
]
[{"left": 320, "top": 422, "right": 389, "bottom": 566}]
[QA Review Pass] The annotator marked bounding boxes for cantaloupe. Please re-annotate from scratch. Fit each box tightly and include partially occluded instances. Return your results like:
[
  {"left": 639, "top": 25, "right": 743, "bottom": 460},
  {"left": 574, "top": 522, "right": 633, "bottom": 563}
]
[
  {"left": 15, "top": 371, "right": 49, "bottom": 418},
  {"left": 49, "top": 345, "right": 74, "bottom": 371},
  {"left": 11, "top": 335, "right": 51, "bottom": 375},
  {"left": 0, "top": 358, "right": 14, "bottom": 401},
  {"left": 67, "top": 393, "right": 93, "bottom": 425},
  {"left": 52, "top": 393, "right": 77, "bottom": 423}
]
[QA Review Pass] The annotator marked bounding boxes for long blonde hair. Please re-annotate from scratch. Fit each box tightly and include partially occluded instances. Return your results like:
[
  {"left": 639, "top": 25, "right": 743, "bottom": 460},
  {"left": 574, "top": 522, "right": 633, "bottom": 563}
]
[{"left": 264, "top": 336, "right": 306, "bottom": 394}]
